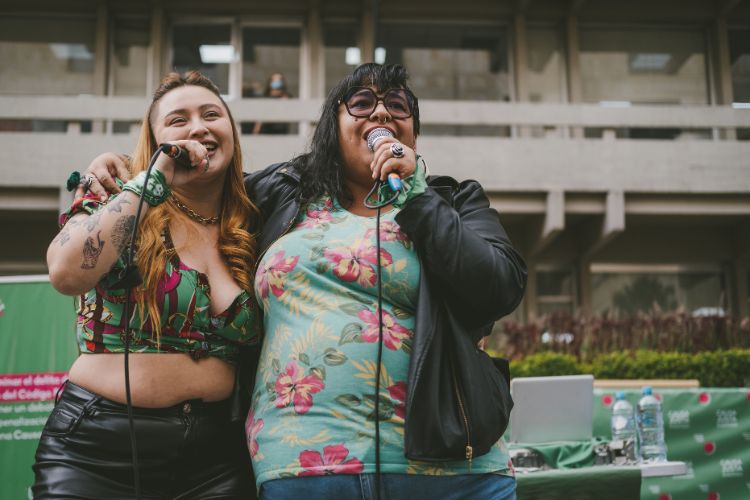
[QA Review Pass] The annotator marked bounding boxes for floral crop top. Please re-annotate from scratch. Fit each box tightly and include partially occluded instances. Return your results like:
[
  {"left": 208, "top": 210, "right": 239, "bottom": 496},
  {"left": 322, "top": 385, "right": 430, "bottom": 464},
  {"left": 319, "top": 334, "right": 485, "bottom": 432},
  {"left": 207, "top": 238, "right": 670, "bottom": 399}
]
[{"left": 62, "top": 193, "right": 260, "bottom": 364}]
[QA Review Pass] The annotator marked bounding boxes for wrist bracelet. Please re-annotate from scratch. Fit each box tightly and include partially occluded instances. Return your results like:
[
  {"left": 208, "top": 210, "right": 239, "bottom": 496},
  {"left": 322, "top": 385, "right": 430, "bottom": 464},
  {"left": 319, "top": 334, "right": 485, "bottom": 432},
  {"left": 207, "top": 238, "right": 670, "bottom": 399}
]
[{"left": 122, "top": 170, "right": 171, "bottom": 206}]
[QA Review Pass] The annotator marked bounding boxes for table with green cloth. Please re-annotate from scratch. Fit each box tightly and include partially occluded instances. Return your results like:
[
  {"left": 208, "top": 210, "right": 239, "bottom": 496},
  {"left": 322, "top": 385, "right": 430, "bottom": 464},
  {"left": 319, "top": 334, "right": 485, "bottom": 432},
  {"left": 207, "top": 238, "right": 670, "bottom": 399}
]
[
  {"left": 594, "top": 387, "right": 750, "bottom": 500},
  {"left": 516, "top": 463, "right": 642, "bottom": 500},
  {"left": 509, "top": 387, "right": 750, "bottom": 500}
]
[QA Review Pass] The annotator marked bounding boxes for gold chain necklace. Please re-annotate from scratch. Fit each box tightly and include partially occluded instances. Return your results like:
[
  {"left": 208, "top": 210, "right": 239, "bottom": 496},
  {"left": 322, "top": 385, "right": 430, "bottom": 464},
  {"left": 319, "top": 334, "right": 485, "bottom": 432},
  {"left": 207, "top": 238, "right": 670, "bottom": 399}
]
[{"left": 172, "top": 197, "right": 220, "bottom": 225}]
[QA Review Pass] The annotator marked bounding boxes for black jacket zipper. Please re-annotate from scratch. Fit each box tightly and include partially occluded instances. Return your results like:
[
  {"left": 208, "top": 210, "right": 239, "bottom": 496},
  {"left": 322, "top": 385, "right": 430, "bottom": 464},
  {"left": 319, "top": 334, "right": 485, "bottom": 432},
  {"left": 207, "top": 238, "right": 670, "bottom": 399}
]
[{"left": 451, "top": 365, "right": 473, "bottom": 468}]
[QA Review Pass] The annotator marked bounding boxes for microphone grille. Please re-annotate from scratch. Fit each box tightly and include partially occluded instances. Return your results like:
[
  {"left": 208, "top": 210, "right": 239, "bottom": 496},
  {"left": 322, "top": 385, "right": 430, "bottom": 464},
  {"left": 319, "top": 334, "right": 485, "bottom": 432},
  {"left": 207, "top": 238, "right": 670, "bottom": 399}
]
[{"left": 366, "top": 127, "right": 394, "bottom": 151}]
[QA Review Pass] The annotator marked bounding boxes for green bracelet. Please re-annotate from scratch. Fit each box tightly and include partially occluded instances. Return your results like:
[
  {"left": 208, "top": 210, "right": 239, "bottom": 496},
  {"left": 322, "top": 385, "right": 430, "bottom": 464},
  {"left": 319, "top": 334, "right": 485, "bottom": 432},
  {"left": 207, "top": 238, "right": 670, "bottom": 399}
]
[{"left": 122, "top": 170, "right": 171, "bottom": 206}]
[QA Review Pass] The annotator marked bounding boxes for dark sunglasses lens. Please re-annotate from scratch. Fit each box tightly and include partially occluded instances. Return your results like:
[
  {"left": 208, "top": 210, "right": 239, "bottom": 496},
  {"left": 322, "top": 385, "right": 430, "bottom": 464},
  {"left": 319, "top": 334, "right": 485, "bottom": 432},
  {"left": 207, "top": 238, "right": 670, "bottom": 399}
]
[
  {"left": 346, "top": 90, "right": 376, "bottom": 116},
  {"left": 385, "top": 90, "right": 412, "bottom": 118}
]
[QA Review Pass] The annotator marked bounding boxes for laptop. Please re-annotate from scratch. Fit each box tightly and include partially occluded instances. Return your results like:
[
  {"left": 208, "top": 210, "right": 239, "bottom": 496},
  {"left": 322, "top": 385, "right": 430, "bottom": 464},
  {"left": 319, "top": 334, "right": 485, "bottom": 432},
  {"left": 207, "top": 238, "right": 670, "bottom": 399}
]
[{"left": 509, "top": 375, "right": 594, "bottom": 444}]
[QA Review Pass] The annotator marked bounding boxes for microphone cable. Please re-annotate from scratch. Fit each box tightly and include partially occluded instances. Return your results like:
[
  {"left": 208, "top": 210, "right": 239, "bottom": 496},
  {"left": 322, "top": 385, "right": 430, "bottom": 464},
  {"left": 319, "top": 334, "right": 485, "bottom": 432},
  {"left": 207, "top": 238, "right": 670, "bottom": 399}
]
[
  {"left": 111, "top": 143, "right": 184, "bottom": 499},
  {"left": 364, "top": 180, "right": 400, "bottom": 500}
]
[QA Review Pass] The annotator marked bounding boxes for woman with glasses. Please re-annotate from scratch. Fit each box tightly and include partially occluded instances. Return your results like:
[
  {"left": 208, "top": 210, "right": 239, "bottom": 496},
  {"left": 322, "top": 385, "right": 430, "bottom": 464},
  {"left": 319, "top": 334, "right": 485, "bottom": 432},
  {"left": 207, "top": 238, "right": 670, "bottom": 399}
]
[
  {"left": 245, "top": 62, "right": 526, "bottom": 500},
  {"left": 76, "top": 63, "right": 526, "bottom": 499}
]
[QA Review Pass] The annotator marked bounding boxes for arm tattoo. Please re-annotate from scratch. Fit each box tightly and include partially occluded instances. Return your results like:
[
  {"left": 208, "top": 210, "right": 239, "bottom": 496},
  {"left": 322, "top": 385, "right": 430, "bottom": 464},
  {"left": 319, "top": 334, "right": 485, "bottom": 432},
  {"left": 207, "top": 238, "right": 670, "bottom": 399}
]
[
  {"left": 52, "top": 227, "right": 72, "bottom": 247},
  {"left": 81, "top": 231, "right": 105, "bottom": 269},
  {"left": 111, "top": 215, "right": 135, "bottom": 255},
  {"left": 84, "top": 210, "right": 103, "bottom": 233},
  {"left": 107, "top": 195, "right": 132, "bottom": 213}
]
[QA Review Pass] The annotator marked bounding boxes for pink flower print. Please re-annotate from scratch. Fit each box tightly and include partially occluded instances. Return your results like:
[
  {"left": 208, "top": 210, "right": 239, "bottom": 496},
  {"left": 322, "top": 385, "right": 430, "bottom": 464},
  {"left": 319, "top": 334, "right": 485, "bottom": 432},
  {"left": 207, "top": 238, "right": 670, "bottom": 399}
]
[
  {"left": 366, "top": 221, "right": 409, "bottom": 245},
  {"left": 245, "top": 409, "right": 264, "bottom": 458},
  {"left": 324, "top": 241, "right": 392, "bottom": 287},
  {"left": 274, "top": 361, "right": 325, "bottom": 414},
  {"left": 257, "top": 250, "right": 299, "bottom": 299},
  {"left": 298, "top": 444, "right": 364, "bottom": 476},
  {"left": 358, "top": 308, "right": 412, "bottom": 350},
  {"left": 387, "top": 381, "right": 407, "bottom": 419},
  {"left": 297, "top": 199, "right": 334, "bottom": 228}
]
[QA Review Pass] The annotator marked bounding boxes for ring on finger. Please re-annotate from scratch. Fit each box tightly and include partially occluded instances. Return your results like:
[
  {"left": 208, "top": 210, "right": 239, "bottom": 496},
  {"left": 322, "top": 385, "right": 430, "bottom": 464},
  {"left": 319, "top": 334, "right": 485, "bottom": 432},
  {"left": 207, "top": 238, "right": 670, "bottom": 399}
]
[
  {"left": 390, "top": 143, "right": 405, "bottom": 159},
  {"left": 79, "top": 175, "right": 94, "bottom": 190},
  {"left": 203, "top": 156, "right": 210, "bottom": 173}
]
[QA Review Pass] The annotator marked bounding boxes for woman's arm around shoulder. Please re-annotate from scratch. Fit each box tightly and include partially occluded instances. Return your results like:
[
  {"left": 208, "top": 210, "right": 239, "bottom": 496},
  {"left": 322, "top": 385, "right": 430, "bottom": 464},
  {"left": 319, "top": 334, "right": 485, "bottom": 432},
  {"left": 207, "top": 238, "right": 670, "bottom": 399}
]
[{"left": 395, "top": 177, "right": 527, "bottom": 327}]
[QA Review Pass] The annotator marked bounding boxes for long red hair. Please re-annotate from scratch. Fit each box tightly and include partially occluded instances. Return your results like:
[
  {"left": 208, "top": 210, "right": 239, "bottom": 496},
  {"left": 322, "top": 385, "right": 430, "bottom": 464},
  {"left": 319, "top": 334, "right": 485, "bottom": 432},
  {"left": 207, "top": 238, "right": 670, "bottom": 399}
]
[{"left": 129, "top": 71, "right": 259, "bottom": 340}]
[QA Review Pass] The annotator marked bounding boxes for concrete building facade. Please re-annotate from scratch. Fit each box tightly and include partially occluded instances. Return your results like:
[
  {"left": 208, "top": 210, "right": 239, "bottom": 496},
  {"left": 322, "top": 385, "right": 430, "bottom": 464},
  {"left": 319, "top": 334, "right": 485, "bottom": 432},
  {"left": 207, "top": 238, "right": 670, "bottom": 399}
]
[{"left": 1, "top": 0, "right": 749, "bottom": 321}]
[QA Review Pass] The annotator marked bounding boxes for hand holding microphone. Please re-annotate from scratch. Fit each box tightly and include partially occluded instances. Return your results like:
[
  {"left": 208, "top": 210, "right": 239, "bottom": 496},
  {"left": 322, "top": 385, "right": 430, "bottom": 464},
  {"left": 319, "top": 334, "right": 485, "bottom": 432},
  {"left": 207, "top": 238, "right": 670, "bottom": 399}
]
[
  {"left": 159, "top": 142, "right": 209, "bottom": 171},
  {"left": 155, "top": 140, "right": 210, "bottom": 187},
  {"left": 160, "top": 144, "right": 194, "bottom": 169},
  {"left": 366, "top": 128, "right": 416, "bottom": 192}
]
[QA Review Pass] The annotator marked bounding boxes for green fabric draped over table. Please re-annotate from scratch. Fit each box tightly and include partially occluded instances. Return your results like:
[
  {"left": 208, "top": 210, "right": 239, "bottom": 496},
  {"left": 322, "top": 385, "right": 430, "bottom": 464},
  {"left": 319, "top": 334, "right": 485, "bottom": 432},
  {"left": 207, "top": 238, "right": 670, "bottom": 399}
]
[
  {"left": 516, "top": 465, "right": 642, "bottom": 500},
  {"left": 514, "top": 438, "right": 605, "bottom": 469}
]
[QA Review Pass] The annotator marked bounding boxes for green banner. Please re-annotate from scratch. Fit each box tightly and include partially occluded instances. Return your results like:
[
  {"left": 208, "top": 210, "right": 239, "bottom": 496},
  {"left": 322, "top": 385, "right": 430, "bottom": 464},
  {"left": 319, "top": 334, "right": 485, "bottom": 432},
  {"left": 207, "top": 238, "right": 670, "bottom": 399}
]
[
  {"left": 0, "top": 277, "right": 78, "bottom": 499},
  {"left": 593, "top": 388, "right": 750, "bottom": 500}
]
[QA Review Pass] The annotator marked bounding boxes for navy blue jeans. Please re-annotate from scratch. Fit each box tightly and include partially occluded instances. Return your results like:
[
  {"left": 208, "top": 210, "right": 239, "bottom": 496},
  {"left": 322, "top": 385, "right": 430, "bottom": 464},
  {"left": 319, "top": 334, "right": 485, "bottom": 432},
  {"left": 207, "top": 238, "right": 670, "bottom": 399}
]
[{"left": 260, "top": 473, "right": 516, "bottom": 500}]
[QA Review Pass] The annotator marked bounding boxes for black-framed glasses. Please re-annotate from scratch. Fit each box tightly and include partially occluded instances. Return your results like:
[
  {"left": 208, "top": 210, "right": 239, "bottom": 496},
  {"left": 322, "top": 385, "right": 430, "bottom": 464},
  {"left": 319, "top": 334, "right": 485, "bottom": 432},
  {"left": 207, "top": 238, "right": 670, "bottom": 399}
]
[{"left": 340, "top": 87, "right": 415, "bottom": 119}]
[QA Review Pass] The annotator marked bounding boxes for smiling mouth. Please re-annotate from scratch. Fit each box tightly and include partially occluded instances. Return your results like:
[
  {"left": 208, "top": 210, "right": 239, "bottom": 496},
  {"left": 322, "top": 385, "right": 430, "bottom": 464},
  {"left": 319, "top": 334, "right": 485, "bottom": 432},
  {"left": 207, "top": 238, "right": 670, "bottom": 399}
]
[{"left": 203, "top": 142, "right": 218, "bottom": 157}]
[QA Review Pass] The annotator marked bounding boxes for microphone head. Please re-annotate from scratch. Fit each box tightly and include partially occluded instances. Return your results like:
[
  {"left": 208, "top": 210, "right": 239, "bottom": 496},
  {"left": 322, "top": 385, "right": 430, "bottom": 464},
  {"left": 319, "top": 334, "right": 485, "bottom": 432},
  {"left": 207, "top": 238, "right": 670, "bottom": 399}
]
[{"left": 366, "top": 127, "right": 394, "bottom": 152}]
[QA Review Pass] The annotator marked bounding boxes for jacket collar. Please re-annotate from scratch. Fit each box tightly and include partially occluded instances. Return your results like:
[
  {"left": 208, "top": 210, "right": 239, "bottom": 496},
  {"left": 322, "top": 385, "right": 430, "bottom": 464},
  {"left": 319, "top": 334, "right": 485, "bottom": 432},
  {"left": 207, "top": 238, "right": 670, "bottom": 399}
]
[{"left": 275, "top": 162, "right": 301, "bottom": 183}]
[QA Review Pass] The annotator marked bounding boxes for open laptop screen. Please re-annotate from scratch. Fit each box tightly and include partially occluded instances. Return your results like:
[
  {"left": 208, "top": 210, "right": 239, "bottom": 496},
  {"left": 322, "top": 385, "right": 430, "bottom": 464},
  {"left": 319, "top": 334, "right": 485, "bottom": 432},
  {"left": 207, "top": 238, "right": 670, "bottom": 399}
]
[{"left": 509, "top": 375, "right": 594, "bottom": 444}]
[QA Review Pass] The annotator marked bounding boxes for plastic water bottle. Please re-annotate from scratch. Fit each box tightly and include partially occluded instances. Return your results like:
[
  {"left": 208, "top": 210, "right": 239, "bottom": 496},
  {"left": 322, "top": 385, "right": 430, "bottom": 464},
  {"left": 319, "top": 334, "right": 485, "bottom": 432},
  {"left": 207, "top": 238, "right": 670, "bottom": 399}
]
[
  {"left": 610, "top": 391, "right": 637, "bottom": 461},
  {"left": 636, "top": 386, "right": 667, "bottom": 462}
]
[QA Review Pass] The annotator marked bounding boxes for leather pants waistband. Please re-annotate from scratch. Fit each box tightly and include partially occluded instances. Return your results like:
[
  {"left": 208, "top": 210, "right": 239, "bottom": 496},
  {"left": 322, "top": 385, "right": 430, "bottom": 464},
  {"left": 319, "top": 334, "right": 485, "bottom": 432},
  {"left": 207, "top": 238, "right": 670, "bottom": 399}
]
[{"left": 59, "top": 381, "right": 232, "bottom": 417}]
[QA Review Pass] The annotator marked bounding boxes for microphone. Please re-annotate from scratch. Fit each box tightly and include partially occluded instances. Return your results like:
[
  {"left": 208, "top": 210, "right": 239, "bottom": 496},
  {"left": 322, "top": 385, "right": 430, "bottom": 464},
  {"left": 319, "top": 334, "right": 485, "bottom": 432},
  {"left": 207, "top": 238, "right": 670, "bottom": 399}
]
[
  {"left": 366, "top": 128, "right": 402, "bottom": 192},
  {"left": 159, "top": 143, "right": 192, "bottom": 168}
]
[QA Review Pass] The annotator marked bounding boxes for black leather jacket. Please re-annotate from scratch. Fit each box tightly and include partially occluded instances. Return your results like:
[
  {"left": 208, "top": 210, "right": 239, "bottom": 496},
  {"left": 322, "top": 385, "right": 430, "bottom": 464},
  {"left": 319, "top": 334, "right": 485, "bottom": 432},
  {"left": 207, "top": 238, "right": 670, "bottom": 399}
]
[{"left": 243, "top": 162, "right": 527, "bottom": 455}]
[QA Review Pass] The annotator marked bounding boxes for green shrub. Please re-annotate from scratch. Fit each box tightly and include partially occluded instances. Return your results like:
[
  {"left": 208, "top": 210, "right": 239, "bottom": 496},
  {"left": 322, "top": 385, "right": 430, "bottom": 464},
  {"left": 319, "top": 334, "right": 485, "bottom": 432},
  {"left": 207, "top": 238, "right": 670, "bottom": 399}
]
[
  {"left": 510, "top": 352, "right": 583, "bottom": 378},
  {"left": 507, "top": 349, "right": 750, "bottom": 387}
]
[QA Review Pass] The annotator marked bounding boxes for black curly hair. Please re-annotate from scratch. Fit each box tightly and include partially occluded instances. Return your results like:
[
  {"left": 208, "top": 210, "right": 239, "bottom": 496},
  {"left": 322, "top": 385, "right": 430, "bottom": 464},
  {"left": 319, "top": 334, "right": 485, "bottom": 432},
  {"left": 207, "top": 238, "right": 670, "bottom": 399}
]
[{"left": 291, "top": 63, "right": 420, "bottom": 207}]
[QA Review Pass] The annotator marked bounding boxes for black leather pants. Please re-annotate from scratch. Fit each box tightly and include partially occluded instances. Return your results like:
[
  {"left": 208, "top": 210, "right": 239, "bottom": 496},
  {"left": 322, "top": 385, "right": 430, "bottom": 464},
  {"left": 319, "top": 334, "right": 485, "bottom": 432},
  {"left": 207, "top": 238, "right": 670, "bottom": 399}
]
[{"left": 33, "top": 382, "right": 255, "bottom": 499}]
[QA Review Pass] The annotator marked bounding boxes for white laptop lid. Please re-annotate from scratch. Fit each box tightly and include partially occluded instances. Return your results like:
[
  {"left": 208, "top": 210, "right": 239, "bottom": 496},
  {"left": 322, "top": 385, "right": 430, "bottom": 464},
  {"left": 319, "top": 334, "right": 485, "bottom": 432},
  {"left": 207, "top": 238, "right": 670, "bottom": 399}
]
[{"left": 509, "top": 375, "right": 594, "bottom": 444}]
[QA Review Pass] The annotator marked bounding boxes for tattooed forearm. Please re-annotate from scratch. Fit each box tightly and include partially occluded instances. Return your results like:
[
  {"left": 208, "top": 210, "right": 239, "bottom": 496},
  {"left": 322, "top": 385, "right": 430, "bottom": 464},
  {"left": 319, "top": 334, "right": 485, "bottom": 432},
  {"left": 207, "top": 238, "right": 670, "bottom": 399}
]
[
  {"left": 111, "top": 215, "right": 135, "bottom": 255},
  {"left": 52, "top": 227, "right": 72, "bottom": 247},
  {"left": 84, "top": 210, "right": 103, "bottom": 233},
  {"left": 107, "top": 195, "right": 132, "bottom": 213},
  {"left": 81, "top": 231, "right": 105, "bottom": 269}
]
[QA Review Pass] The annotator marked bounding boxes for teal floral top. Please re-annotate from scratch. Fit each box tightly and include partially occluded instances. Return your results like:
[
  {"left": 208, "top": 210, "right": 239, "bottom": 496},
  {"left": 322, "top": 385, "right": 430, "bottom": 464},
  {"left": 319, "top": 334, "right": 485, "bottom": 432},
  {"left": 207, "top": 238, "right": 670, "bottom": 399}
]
[
  {"left": 63, "top": 193, "right": 260, "bottom": 364},
  {"left": 247, "top": 196, "right": 513, "bottom": 488}
]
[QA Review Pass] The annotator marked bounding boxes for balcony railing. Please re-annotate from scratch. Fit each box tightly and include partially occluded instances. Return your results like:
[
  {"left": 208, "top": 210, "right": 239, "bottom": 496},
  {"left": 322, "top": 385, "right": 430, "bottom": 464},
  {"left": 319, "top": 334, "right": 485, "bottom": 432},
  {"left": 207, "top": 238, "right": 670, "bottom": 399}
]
[{"left": 1, "top": 96, "right": 749, "bottom": 196}]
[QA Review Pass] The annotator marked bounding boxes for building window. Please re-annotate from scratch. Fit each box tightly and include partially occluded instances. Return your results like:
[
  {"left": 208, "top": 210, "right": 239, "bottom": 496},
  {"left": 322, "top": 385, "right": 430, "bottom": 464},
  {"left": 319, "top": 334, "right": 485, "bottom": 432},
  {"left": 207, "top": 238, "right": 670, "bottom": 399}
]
[
  {"left": 112, "top": 17, "right": 150, "bottom": 96},
  {"left": 241, "top": 26, "right": 300, "bottom": 99},
  {"left": 526, "top": 26, "right": 565, "bottom": 104},
  {"left": 729, "top": 28, "right": 750, "bottom": 104},
  {"left": 579, "top": 27, "right": 708, "bottom": 105},
  {"left": 536, "top": 268, "right": 576, "bottom": 315},
  {"left": 324, "top": 21, "right": 359, "bottom": 94},
  {"left": 377, "top": 22, "right": 510, "bottom": 136},
  {"left": 729, "top": 28, "right": 750, "bottom": 140},
  {"left": 0, "top": 16, "right": 96, "bottom": 96},
  {"left": 590, "top": 266, "right": 727, "bottom": 316},
  {"left": 526, "top": 25, "right": 565, "bottom": 138},
  {"left": 579, "top": 27, "right": 710, "bottom": 140},
  {"left": 172, "top": 23, "right": 232, "bottom": 94},
  {"left": 240, "top": 26, "right": 300, "bottom": 135},
  {"left": 0, "top": 16, "right": 96, "bottom": 132}
]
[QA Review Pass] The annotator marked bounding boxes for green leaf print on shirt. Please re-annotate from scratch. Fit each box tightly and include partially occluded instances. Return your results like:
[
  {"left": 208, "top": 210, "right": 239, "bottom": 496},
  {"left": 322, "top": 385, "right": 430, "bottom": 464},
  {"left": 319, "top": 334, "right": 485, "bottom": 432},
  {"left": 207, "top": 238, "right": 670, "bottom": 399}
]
[{"left": 339, "top": 322, "right": 363, "bottom": 345}]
